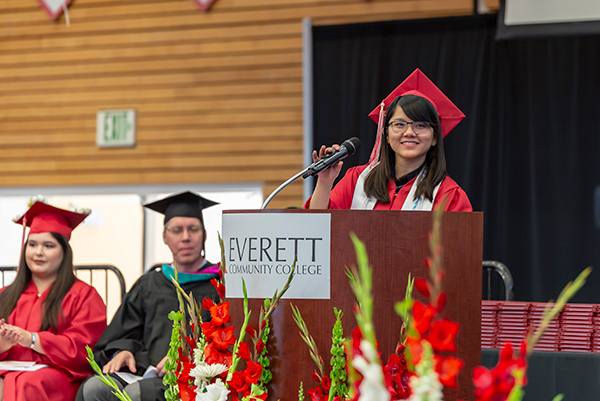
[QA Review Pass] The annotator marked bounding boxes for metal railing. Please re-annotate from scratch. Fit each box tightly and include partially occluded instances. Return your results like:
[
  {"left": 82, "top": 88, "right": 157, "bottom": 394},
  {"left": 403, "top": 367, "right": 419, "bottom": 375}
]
[
  {"left": 483, "top": 260, "right": 514, "bottom": 301},
  {"left": 0, "top": 264, "right": 126, "bottom": 306}
]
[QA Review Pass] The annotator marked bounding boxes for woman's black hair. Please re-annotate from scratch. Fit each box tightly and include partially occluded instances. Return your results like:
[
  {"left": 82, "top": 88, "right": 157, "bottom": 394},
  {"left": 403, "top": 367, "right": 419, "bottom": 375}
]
[
  {"left": 363, "top": 94, "right": 447, "bottom": 202},
  {"left": 0, "top": 232, "right": 75, "bottom": 331}
]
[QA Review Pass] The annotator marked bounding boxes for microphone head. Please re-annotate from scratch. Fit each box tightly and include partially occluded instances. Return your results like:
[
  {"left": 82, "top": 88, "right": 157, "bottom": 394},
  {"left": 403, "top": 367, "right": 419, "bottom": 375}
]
[{"left": 342, "top": 137, "right": 361, "bottom": 155}]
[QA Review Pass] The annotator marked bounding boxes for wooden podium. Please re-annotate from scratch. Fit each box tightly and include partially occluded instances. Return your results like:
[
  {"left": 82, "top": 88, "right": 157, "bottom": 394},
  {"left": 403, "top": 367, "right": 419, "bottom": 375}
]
[{"left": 224, "top": 210, "right": 483, "bottom": 401}]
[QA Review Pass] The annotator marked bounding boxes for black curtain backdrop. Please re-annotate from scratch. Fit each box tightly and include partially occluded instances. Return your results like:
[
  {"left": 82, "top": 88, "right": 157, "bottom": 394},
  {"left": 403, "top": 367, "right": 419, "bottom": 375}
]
[{"left": 312, "top": 14, "right": 600, "bottom": 303}]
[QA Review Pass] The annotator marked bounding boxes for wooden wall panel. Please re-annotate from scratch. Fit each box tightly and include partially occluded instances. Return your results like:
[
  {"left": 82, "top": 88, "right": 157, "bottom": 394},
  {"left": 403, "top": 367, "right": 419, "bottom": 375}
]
[
  {"left": 486, "top": 0, "right": 500, "bottom": 13},
  {"left": 0, "top": 0, "right": 473, "bottom": 209}
]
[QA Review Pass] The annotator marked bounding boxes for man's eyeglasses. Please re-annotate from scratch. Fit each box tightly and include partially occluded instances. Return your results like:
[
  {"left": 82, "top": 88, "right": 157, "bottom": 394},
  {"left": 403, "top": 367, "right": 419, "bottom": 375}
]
[
  {"left": 388, "top": 121, "right": 431, "bottom": 135},
  {"left": 165, "top": 225, "right": 203, "bottom": 236}
]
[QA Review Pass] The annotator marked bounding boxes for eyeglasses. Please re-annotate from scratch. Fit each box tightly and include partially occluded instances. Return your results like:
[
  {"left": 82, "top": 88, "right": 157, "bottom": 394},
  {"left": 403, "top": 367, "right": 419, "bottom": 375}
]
[
  {"left": 165, "top": 225, "right": 203, "bottom": 236},
  {"left": 388, "top": 121, "right": 431, "bottom": 135}
]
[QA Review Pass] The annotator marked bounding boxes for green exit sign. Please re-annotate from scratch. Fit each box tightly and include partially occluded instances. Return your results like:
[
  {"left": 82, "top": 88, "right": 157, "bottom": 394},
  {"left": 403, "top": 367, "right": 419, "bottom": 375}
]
[{"left": 96, "top": 109, "right": 136, "bottom": 148}]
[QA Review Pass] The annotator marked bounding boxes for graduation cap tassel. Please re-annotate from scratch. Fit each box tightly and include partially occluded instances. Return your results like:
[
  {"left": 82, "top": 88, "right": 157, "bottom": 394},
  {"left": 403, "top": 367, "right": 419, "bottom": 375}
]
[{"left": 369, "top": 101, "right": 386, "bottom": 166}]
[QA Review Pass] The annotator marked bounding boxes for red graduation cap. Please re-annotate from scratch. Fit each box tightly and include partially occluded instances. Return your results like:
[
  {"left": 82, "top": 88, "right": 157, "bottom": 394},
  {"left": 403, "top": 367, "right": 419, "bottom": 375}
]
[
  {"left": 366, "top": 69, "right": 465, "bottom": 164},
  {"left": 13, "top": 201, "right": 89, "bottom": 241}
]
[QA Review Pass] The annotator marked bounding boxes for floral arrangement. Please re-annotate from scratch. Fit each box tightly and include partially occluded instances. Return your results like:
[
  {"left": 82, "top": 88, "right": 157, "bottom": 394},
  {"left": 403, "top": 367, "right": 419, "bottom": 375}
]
[
  {"left": 162, "top": 241, "right": 295, "bottom": 401},
  {"left": 291, "top": 206, "right": 591, "bottom": 401},
  {"left": 86, "top": 237, "right": 295, "bottom": 401}
]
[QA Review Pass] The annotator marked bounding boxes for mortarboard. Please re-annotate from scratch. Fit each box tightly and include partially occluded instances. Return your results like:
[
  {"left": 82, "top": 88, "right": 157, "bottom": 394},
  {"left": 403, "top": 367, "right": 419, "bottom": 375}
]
[
  {"left": 13, "top": 201, "right": 89, "bottom": 241},
  {"left": 144, "top": 191, "right": 218, "bottom": 225},
  {"left": 366, "top": 68, "right": 465, "bottom": 164}
]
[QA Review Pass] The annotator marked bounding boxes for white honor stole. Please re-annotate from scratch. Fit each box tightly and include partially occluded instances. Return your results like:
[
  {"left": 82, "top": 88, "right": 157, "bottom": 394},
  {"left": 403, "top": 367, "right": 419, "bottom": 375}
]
[{"left": 350, "top": 164, "right": 441, "bottom": 211}]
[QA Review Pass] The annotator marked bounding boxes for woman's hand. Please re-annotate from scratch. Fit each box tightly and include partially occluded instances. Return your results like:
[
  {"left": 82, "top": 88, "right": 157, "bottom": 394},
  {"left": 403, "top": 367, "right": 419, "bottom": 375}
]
[
  {"left": 308, "top": 143, "right": 344, "bottom": 209},
  {"left": 312, "top": 144, "right": 343, "bottom": 185},
  {"left": 0, "top": 320, "right": 30, "bottom": 348},
  {"left": 0, "top": 319, "right": 19, "bottom": 348}
]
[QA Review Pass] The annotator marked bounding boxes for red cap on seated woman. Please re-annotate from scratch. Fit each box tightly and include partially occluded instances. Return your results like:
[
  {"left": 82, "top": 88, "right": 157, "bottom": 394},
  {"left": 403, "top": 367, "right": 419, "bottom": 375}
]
[{"left": 13, "top": 201, "right": 89, "bottom": 241}]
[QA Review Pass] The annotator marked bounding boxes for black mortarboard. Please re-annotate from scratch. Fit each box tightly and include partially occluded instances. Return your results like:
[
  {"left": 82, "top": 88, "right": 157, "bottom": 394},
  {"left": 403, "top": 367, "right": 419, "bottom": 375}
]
[{"left": 143, "top": 191, "right": 219, "bottom": 225}]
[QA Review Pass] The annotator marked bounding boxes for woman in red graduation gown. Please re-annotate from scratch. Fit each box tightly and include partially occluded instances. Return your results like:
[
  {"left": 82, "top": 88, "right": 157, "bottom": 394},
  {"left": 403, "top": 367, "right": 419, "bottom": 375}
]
[
  {"left": 306, "top": 69, "right": 472, "bottom": 212},
  {"left": 0, "top": 202, "right": 107, "bottom": 401}
]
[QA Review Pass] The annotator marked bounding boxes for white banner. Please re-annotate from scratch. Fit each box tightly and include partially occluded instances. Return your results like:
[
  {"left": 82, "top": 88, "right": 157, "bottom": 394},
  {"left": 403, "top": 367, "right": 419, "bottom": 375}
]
[
  {"left": 505, "top": 0, "right": 600, "bottom": 25},
  {"left": 222, "top": 213, "right": 331, "bottom": 299}
]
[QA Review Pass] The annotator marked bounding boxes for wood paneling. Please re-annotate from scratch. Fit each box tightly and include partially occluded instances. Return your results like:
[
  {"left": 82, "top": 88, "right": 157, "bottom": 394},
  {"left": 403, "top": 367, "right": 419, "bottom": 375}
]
[
  {"left": 486, "top": 0, "right": 500, "bottom": 12},
  {"left": 0, "top": 0, "right": 473, "bottom": 207}
]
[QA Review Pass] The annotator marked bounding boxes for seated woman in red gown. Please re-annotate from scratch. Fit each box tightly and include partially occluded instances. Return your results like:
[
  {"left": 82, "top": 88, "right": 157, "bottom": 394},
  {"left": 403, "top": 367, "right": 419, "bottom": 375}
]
[
  {"left": 306, "top": 68, "right": 472, "bottom": 212},
  {"left": 0, "top": 201, "right": 107, "bottom": 401}
]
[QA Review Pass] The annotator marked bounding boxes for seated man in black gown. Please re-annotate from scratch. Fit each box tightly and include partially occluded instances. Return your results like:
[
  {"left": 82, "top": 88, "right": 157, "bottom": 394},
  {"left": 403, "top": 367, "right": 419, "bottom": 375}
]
[{"left": 76, "top": 191, "right": 221, "bottom": 401}]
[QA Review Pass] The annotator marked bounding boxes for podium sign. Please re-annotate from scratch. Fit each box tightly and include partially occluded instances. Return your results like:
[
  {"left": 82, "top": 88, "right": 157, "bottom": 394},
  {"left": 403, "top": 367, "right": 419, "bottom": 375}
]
[{"left": 222, "top": 213, "right": 331, "bottom": 299}]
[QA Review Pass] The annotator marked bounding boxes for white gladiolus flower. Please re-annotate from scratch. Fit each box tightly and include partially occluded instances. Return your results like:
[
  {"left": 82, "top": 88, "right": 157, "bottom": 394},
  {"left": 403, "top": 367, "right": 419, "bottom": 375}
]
[
  {"left": 407, "top": 371, "right": 443, "bottom": 401},
  {"left": 353, "top": 340, "right": 391, "bottom": 401},
  {"left": 196, "top": 379, "right": 230, "bottom": 401},
  {"left": 194, "top": 347, "right": 205, "bottom": 365}
]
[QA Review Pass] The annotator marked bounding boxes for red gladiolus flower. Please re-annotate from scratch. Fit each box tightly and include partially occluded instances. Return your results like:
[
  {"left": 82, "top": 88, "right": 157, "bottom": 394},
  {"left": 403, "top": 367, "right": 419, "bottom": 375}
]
[
  {"left": 205, "top": 342, "right": 233, "bottom": 366},
  {"left": 236, "top": 341, "right": 252, "bottom": 361},
  {"left": 256, "top": 339, "right": 265, "bottom": 354},
  {"left": 208, "top": 325, "right": 236, "bottom": 351},
  {"left": 311, "top": 372, "right": 321, "bottom": 382},
  {"left": 473, "top": 365, "right": 515, "bottom": 401},
  {"left": 178, "top": 359, "right": 194, "bottom": 383},
  {"left": 321, "top": 375, "right": 331, "bottom": 391},
  {"left": 472, "top": 341, "right": 528, "bottom": 401},
  {"left": 178, "top": 382, "right": 197, "bottom": 401},
  {"left": 497, "top": 342, "right": 527, "bottom": 386},
  {"left": 351, "top": 327, "right": 363, "bottom": 357},
  {"left": 201, "top": 321, "right": 217, "bottom": 338},
  {"left": 396, "top": 343, "right": 405, "bottom": 356},
  {"left": 412, "top": 301, "right": 435, "bottom": 336},
  {"left": 435, "top": 292, "right": 447, "bottom": 313},
  {"left": 436, "top": 355, "right": 464, "bottom": 389},
  {"left": 202, "top": 297, "right": 216, "bottom": 311},
  {"left": 246, "top": 324, "right": 256, "bottom": 339},
  {"left": 210, "top": 278, "right": 226, "bottom": 299},
  {"left": 242, "top": 360, "right": 263, "bottom": 384},
  {"left": 185, "top": 336, "right": 197, "bottom": 351},
  {"left": 425, "top": 319, "right": 459, "bottom": 353},
  {"left": 414, "top": 278, "right": 431, "bottom": 298},
  {"left": 228, "top": 370, "right": 249, "bottom": 396},
  {"left": 405, "top": 336, "right": 424, "bottom": 367},
  {"left": 209, "top": 302, "right": 232, "bottom": 326},
  {"left": 519, "top": 338, "right": 528, "bottom": 357},
  {"left": 384, "top": 353, "right": 411, "bottom": 399},
  {"left": 217, "top": 262, "right": 227, "bottom": 275},
  {"left": 307, "top": 386, "right": 327, "bottom": 401}
]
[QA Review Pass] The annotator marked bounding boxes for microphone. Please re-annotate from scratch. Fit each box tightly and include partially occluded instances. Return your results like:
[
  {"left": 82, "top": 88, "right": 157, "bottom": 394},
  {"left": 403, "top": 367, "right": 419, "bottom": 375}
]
[{"left": 302, "top": 137, "right": 361, "bottom": 179}]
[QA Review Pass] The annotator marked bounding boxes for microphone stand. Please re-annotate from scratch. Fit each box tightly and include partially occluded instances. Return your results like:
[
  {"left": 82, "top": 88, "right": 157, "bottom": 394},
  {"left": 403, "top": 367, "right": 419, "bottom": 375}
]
[
  {"left": 262, "top": 137, "right": 359, "bottom": 209},
  {"left": 261, "top": 168, "right": 310, "bottom": 209}
]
